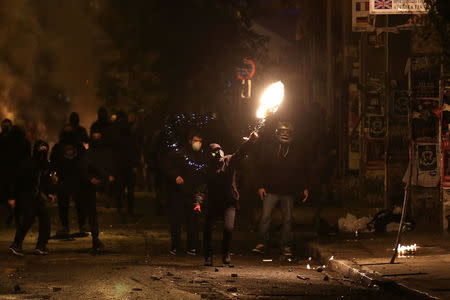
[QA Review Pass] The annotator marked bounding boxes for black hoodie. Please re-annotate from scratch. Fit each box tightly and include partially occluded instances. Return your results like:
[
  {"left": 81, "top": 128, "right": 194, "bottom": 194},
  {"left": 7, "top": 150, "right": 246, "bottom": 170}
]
[
  {"left": 9, "top": 140, "right": 54, "bottom": 204},
  {"left": 195, "top": 141, "right": 252, "bottom": 208}
]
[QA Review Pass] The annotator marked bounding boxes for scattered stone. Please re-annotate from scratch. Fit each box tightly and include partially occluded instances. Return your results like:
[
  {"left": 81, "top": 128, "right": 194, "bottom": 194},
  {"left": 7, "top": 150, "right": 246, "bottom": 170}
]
[
  {"left": 214, "top": 268, "right": 219, "bottom": 272},
  {"left": 297, "top": 275, "right": 310, "bottom": 280},
  {"left": 231, "top": 274, "right": 238, "bottom": 278},
  {"left": 13, "top": 285, "right": 21, "bottom": 293},
  {"left": 151, "top": 276, "right": 161, "bottom": 281},
  {"left": 227, "top": 287, "right": 237, "bottom": 292},
  {"left": 226, "top": 280, "right": 236, "bottom": 283},
  {"left": 288, "top": 269, "right": 293, "bottom": 272},
  {"left": 52, "top": 287, "right": 62, "bottom": 292},
  {"left": 317, "top": 267, "right": 323, "bottom": 273},
  {"left": 166, "top": 272, "right": 174, "bottom": 277},
  {"left": 323, "top": 275, "right": 329, "bottom": 281},
  {"left": 228, "top": 264, "right": 234, "bottom": 268},
  {"left": 132, "top": 288, "right": 142, "bottom": 291}
]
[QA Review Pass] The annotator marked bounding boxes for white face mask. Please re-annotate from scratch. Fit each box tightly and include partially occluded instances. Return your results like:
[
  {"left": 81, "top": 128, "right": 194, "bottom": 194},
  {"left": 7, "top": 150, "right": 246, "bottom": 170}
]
[{"left": 192, "top": 141, "right": 202, "bottom": 152}]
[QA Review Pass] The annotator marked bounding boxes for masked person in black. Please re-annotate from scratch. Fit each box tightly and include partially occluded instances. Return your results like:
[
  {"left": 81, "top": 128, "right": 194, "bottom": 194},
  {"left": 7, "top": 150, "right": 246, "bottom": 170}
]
[
  {"left": 8, "top": 140, "right": 56, "bottom": 256},
  {"left": 69, "top": 112, "right": 89, "bottom": 146},
  {"left": 163, "top": 131, "right": 206, "bottom": 255},
  {"left": 90, "top": 106, "right": 110, "bottom": 141},
  {"left": 80, "top": 128, "right": 117, "bottom": 252},
  {"left": 0, "top": 119, "right": 13, "bottom": 225},
  {"left": 50, "top": 128, "right": 86, "bottom": 237},
  {"left": 195, "top": 132, "right": 258, "bottom": 266},
  {"left": 252, "top": 121, "right": 310, "bottom": 257}
]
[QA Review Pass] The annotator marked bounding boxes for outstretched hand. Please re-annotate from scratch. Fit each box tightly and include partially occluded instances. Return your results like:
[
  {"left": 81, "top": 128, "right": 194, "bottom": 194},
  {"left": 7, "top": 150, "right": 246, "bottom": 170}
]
[{"left": 248, "top": 131, "right": 259, "bottom": 143}]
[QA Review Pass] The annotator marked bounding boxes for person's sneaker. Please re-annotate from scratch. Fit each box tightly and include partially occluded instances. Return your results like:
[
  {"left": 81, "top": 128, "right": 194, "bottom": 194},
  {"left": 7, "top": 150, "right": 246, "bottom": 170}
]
[
  {"left": 9, "top": 244, "right": 24, "bottom": 256},
  {"left": 252, "top": 243, "right": 265, "bottom": 254},
  {"left": 204, "top": 255, "right": 213, "bottom": 266},
  {"left": 91, "top": 238, "right": 105, "bottom": 252},
  {"left": 282, "top": 247, "right": 293, "bottom": 257},
  {"left": 223, "top": 252, "right": 232, "bottom": 265},
  {"left": 169, "top": 248, "right": 177, "bottom": 256},
  {"left": 187, "top": 249, "right": 197, "bottom": 256},
  {"left": 34, "top": 245, "right": 49, "bottom": 255}
]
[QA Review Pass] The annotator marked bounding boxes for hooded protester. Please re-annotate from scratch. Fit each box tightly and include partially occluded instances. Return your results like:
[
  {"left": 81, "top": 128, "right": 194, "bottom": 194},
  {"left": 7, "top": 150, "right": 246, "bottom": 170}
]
[
  {"left": 8, "top": 140, "right": 56, "bottom": 256},
  {"left": 162, "top": 130, "right": 206, "bottom": 255},
  {"left": 50, "top": 128, "right": 87, "bottom": 237},
  {"left": 80, "top": 127, "right": 117, "bottom": 252},
  {"left": 195, "top": 131, "right": 258, "bottom": 266},
  {"left": 252, "top": 121, "right": 310, "bottom": 257},
  {"left": 69, "top": 112, "right": 89, "bottom": 145},
  {"left": 90, "top": 106, "right": 111, "bottom": 141},
  {"left": 115, "top": 112, "right": 140, "bottom": 216},
  {"left": 0, "top": 119, "right": 13, "bottom": 224}
]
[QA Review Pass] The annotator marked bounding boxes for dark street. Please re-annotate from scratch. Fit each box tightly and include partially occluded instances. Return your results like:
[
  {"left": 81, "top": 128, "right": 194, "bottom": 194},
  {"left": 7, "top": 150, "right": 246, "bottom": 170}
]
[{"left": 0, "top": 224, "right": 393, "bottom": 300}]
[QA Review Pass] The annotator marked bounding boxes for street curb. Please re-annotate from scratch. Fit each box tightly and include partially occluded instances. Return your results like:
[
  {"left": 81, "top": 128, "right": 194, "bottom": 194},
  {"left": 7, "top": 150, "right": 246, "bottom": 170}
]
[{"left": 306, "top": 242, "right": 438, "bottom": 300}]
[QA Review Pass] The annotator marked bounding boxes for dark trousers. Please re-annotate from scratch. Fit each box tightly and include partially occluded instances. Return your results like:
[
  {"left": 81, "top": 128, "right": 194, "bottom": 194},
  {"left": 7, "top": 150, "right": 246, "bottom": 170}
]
[
  {"left": 203, "top": 205, "right": 236, "bottom": 257},
  {"left": 81, "top": 187, "right": 99, "bottom": 239},
  {"left": 14, "top": 197, "right": 50, "bottom": 247},
  {"left": 119, "top": 171, "right": 136, "bottom": 214},
  {"left": 58, "top": 191, "right": 85, "bottom": 231},
  {"left": 168, "top": 191, "right": 198, "bottom": 250}
]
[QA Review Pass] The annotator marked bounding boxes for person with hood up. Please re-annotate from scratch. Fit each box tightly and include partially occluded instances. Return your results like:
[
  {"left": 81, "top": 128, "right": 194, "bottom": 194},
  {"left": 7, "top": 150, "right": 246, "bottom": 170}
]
[
  {"left": 8, "top": 140, "right": 56, "bottom": 256},
  {"left": 80, "top": 127, "right": 117, "bottom": 252},
  {"left": 50, "top": 128, "right": 87, "bottom": 238},
  {"left": 162, "top": 130, "right": 206, "bottom": 255},
  {"left": 195, "top": 131, "right": 258, "bottom": 266},
  {"left": 252, "top": 121, "right": 310, "bottom": 257},
  {"left": 69, "top": 112, "right": 89, "bottom": 147}
]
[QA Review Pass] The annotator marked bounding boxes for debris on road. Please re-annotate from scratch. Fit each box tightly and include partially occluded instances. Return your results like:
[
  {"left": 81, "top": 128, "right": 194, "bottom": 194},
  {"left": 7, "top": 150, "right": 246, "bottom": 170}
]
[
  {"left": 52, "top": 287, "right": 62, "bottom": 292},
  {"left": 231, "top": 274, "right": 238, "bottom": 278},
  {"left": 297, "top": 275, "right": 310, "bottom": 280},
  {"left": 151, "top": 276, "right": 161, "bottom": 281},
  {"left": 323, "top": 275, "right": 329, "bottom": 281}
]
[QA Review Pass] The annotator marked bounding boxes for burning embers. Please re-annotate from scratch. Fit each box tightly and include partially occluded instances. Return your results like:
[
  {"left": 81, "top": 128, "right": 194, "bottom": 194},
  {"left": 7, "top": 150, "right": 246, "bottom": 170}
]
[{"left": 395, "top": 244, "right": 418, "bottom": 258}]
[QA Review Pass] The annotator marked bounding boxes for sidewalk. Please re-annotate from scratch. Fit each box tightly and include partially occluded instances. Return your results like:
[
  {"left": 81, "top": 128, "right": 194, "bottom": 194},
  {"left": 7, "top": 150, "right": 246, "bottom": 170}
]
[{"left": 308, "top": 232, "right": 450, "bottom": 299}]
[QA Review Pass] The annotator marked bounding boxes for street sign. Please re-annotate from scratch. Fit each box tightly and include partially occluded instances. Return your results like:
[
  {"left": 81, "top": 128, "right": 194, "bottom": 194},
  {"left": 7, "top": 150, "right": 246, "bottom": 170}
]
[
  {"left": 369, "top": 0, "right": 427, "bottom": 15},
  {"left": 237, "top": 59, "right": 255, "bottom": 80}
]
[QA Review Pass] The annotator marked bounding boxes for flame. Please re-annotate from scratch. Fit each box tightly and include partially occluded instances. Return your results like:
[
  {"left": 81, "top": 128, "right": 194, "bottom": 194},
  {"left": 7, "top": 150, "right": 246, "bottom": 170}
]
[
  {"left": 397, "top": 244, "right": 418, "bottom": 257},
  {"left": 256, "top": 81, "right": 284, "bottom": 119}
]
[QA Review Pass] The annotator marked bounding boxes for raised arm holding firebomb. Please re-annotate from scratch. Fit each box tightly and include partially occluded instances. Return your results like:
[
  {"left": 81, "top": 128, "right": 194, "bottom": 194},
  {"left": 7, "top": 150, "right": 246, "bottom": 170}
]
[{"left": 195, "top": 131, "right": 258, "bottom": 267}]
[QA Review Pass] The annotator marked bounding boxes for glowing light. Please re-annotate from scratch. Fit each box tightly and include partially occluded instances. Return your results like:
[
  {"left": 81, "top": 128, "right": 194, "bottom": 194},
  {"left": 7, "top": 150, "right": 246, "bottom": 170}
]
[
  {"left": 396, "top": 244, "right": 417, "bottom": 257},
  {"left": 306, "top": 264, "right": 311, "bottom": 270},
  {"left": 256, "top": 81, "right": 284, "bottom": 119}
]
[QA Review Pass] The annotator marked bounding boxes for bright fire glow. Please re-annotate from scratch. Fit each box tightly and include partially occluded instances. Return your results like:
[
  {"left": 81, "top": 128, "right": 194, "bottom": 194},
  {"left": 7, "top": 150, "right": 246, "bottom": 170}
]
[
  {"left": 397, "top": 244, "right": 417, "bottom": 257},
  {"left": 256, "top": 81, "right": 284, "bottom": 119}
]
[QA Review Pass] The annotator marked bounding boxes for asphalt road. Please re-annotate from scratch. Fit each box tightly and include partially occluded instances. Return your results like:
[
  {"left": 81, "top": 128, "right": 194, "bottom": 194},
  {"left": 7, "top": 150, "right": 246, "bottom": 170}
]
[{"left": 0, "top": 224, "right": 404, "bottom": 300}]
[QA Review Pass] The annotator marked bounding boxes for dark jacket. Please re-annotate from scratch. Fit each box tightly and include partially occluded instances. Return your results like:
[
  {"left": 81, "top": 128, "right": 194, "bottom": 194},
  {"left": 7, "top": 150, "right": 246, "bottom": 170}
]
[
  {"left": 195, "top": 142, "right": 251, "bottom": 208},
  {"left": 9, "top": 158, "right": 54, "bottom": 204},
  {"left": 80, "top": 141, "right": 117, "bottom": 189},
  {"left": 255, "top": 137, "right": 311, "bottom": 195},
  {"left": 162, "top": 146, "right": 206, "bottom": 197},
  {"left": 50, "top": 141, "right": 85, "bottom": 193}
]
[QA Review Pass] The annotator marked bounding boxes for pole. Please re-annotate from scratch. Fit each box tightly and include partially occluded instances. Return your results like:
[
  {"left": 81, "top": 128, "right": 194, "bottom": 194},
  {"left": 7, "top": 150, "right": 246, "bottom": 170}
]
[
  {"left": 360, "top": 33, "right": 368, "bottom": 201},
  {"left": 384, "top": 16, "right": 390, "bottom": 209},
  {"left": 391, "top": 69, "right": 413, "bottom": 264},
  {"left": 326, "top": 0, "right": 334, "bottom": 116}
]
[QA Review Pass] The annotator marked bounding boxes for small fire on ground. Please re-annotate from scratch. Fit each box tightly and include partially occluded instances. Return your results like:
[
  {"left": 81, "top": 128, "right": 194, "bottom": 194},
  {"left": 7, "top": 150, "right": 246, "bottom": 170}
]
[{"left": 396, "top": 244, "right": 418, "bottom": 257}]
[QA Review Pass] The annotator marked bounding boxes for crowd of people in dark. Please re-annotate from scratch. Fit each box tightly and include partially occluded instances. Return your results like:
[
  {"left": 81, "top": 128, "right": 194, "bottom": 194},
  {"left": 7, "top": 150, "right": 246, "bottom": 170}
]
[
  {"left": 0, "top": 108, "right": 140, "bottom": 256},
  {"left": 0, "top": 106, "right": 329, "bottom": 267}
]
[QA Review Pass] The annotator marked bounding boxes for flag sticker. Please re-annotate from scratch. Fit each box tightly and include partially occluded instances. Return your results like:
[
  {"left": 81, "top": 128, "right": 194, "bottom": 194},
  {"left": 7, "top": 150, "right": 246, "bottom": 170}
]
[
  {"left": 374, "top": 0, "right": 393, "bottom": 9},
  {"left": 356, "top": 2, "right": 370, "bottom": 11}
]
